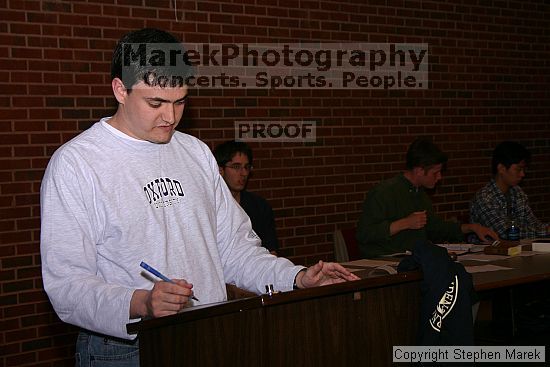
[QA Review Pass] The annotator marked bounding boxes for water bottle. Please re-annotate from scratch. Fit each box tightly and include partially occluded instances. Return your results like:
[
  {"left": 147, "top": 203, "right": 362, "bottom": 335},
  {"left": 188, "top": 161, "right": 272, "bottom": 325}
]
[
  {"left": 508, "top": 220, "right": 520, "bottom": 241},
  {"left": 535, "top": 226, "right": 547, "bottom": 239}
]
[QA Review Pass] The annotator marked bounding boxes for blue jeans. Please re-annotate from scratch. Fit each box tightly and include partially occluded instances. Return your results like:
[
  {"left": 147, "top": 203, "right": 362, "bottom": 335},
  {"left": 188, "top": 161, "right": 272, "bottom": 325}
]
[{"left": 75, "top": 331, "right": 140, "bottom": 367}]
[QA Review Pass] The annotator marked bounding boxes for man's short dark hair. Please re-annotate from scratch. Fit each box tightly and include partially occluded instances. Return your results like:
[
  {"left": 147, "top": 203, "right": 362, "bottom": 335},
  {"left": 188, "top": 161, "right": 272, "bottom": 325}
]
[
  {"left": 213, "top": 140, "right": 253, "bottom": 167},
  {"left": 111, "top": 28, "right": 193, "bottom": 89},
  {"left": 491, "top": 141, "right": 531, "bottom": 175},
  {"left": 405, "top": 138, "right": 448, "bottom": 170}
]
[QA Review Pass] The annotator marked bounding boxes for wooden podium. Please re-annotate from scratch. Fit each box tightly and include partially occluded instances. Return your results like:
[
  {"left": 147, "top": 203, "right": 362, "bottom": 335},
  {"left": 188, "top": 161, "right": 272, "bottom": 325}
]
[{"left": 127, "top": 271, "right": 422, "bottom": 367}]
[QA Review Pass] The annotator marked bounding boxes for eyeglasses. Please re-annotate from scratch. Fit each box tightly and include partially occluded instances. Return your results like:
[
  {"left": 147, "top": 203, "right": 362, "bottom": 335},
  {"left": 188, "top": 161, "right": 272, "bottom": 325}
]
[{"left": 224, "top": 163, "right": 253, "bottom": 172}]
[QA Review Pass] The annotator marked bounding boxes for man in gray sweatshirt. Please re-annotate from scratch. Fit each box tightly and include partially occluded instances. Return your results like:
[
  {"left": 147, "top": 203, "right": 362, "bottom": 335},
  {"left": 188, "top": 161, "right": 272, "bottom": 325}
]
[{"left": 40, "top": 28, "right": 358, "bottom": 366}]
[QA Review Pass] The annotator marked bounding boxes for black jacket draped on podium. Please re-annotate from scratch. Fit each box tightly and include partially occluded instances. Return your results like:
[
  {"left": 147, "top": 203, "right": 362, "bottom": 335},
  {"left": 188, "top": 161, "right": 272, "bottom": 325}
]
[{"left": 398, "top": 241, "right": 477, "bottom": 346}]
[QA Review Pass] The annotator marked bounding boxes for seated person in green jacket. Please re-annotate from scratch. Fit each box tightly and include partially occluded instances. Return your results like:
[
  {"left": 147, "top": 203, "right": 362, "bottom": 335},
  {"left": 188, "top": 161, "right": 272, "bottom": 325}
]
[
  {"left": 357, "top": 138, "right": 498, "bottom": 258},
  {"left": 214, "top": 140, "right": 279, "bottom": 255}
]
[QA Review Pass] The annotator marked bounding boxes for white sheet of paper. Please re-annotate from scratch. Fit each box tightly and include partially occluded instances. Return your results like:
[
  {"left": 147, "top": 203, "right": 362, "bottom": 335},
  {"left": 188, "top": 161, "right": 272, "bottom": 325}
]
[
  {"left": 436, "top": 243, "right": 474, "bottom": 251},
  {"left": 340, "top": 259, "right": 398, "bottom": 268},
  {"left": 457, "top": 253, "right": 512, "bottom": 262},
  {"left": 518, "top": 251, "right": 538, "bottom": 257},
  {"left": 465, "top": 264, "right": 513, "bottom": 273}
]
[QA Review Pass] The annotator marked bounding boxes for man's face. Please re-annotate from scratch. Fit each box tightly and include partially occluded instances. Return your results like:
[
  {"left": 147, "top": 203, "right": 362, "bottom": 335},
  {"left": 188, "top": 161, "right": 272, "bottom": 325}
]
[
  {"left": 417, "top": 163, "right": 443, "bottom": 189},
  {"left": 113, "top": 80, "right": 188, "bottom": 144},
  {"left": 498, "top": 160, "right": 526, "bottom": 188},
  {"left": 220, "top": 152, "right": 251, "bottom": 193}
]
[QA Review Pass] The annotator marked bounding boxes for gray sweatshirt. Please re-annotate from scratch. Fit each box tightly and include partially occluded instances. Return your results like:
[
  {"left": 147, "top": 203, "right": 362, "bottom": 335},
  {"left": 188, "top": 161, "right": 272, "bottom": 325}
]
[{"left": 40, "top": 118, "right": 303, "bottom": 339}]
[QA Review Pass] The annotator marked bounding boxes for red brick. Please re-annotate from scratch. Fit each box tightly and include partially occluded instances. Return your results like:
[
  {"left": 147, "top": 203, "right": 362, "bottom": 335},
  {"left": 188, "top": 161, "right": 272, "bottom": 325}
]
[
  {"left": 1, "top": 182, "right": 32, "bottom": 194},
  {"left": 43, "top": 72, "right": 73, "bottom": 84},
  {"left": 29, "top": 133, "right": 61, "bottom": 144},
  {"left": 10, "top": 22, "right": 41, "bottom": 35},
  {"left": 18, "top": 289, "right": 48, "bottom": 303},
  {"left": 0, "top": 342, "right": 21, "bottom": 357},
  {"left": 6, "top": 351, "right": 36, "bottom": 366},
  {"left": 22, "top": 337, "right": 52, "bottom": 352},
  {"left": 0, "top": 33, "right": 26, "bottom": 46},
  {"left": 5, "top": 327, "right": 37, "bottom": 343},
  {"left": 0, "top": 229, "right": 32, "bottom": 247},
  {"left": 3, "top": 302, "right": 35, "bottom": 318}
]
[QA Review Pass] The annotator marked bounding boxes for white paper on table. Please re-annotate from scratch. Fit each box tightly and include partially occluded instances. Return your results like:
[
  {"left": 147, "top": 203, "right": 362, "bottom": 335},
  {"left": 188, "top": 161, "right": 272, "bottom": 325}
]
[
  {"left": 457, "top": 253, "right": 512, "bottom": 262},
  {"left": 436, "top": 243, "right": 474, "bottom": 251},
  {"left": 436, "top": 243, "right": 488, "bottom": 254},
  {"left": 340, "top": 259, "right": 399, "bottom": 268},
  {"left": 518, "top": 251, "right": 538, "bottom": 257},
  {"left": 465, "top": 264, "right": 513, "bottom": 273}
]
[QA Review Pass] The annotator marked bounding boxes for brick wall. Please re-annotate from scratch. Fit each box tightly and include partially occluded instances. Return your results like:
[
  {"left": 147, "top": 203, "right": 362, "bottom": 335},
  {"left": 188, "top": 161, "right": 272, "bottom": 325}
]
[{"left": 1, "top": 0, "right": 549, "bottom": 365}]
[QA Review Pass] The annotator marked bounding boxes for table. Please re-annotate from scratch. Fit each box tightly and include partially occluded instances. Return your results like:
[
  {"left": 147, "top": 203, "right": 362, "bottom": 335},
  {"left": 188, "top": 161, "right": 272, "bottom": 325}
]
[
  {"left": 470, "top": 253, "right": 550, "bottom": 290},
  {"left": 467, "top": 253, "right": 550, "bottom": 344},
  {"left": 127, "top": 252, "right": 550, "bottom": 366},
  {"left": 127, "top": 271, "right": 422, "bottom": 367}
]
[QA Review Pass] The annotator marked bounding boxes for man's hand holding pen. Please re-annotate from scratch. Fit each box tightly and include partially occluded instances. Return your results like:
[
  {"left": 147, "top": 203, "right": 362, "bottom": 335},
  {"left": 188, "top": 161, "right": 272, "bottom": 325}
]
[
  {"left": 130, "top": 262, "right": 199, "bottom": 319},
  {"left": 145, "top": 279, "right": 196, "bottom": 316},
  {"left": 130, "top": 279, "right": 196, "bottom": 319}
]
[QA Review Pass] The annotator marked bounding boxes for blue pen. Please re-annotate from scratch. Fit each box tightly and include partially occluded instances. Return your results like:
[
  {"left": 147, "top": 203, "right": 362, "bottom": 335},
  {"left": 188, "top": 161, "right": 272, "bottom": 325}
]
[{"left": 140, "top": 261, "right": 199, "bottom": 301}]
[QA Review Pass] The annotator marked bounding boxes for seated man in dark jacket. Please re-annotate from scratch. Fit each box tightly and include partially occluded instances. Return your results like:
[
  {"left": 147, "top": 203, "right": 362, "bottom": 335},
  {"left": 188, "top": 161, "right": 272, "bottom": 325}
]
[
  {"left": 357, "top": 137, "right": 497, "bottom": 258},
  {"left": 214, "top": 140, "right": 279, "bottom": 255}
]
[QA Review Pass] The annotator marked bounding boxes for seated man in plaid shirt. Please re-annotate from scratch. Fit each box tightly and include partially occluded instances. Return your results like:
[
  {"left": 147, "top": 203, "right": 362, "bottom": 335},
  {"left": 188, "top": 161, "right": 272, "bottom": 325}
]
[{"left": 470, "top": 141, "right": 549, "bottom": 240}]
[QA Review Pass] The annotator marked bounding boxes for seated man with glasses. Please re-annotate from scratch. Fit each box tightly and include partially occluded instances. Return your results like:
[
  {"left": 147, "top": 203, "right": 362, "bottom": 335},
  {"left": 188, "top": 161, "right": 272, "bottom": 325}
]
[
  {"left": 214, "top": 140, "right": 279, "bottom": 255},
  {"left": 470, "top": 141, "right": 549, "bottom": 239}
]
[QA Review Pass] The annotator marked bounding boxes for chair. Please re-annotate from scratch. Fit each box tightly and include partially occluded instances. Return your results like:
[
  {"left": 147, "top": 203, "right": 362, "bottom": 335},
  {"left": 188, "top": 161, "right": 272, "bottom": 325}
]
[{"left": 333, "top": 227, "right": 361, "bottom": 262}]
